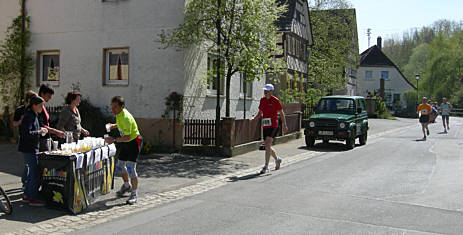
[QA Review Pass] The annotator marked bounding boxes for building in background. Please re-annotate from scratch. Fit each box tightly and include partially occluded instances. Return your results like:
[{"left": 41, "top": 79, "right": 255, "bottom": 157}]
[{"left": 357, "top": 37, "right": 416, "bottom": 110}]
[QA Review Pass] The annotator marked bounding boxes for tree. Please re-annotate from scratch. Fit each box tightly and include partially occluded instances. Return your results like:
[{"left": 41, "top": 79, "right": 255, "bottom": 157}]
[
  {"left": 0, "top": 0, "right": 33, "bottom": 113},
  {"left": 159, "top": 0, "right": 286, "bottom": 117},
  {"left": 308, "top": 0, "right": 357, "bottom": 98}
]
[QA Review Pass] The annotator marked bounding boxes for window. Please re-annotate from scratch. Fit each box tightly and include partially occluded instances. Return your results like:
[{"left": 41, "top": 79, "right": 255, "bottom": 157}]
[
  {"left": 365, "top": 71, "right": 373, "bottom": 80},
  {"left": 37, "top": 51, "right": 60, "bottom": 86},
  {"left": 381, "top": 71, "right": 389, "bottom": 80},
  {"left": 393, "top": 93, "right": 401, "bottom": 103},
  {"left": 103, "top": 48, "right": 129, "bottom": 85},
  {"left": 207, "top": 53, "right": 224, "bottom": 95},
  {"left": 239, "top": 73, "right": 252, "bottom": 98}
]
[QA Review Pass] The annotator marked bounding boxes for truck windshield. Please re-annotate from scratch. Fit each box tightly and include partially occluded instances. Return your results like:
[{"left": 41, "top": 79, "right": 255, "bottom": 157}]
[{"left": 316, "top": 98, "right": 355, "bottom": 114}]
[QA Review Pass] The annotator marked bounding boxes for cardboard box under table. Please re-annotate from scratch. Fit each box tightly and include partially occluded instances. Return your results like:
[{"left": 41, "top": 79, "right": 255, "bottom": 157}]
[{"left": 38, "top": 144, "right": 117, "bottom": 214}]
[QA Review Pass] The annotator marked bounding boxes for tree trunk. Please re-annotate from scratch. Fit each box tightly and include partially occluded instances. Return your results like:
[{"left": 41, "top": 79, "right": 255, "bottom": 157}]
[
  {"left": 19, "top": 0, "right": 26, "bottom": 106},
  {"left": 225, "top": 68, "right": 232, "bottom": 117}
]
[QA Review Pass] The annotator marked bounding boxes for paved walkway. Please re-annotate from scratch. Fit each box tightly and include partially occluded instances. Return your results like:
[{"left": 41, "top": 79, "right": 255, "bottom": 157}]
[{"left": 0, "top": 118, "right": 417, "bottom": 235}]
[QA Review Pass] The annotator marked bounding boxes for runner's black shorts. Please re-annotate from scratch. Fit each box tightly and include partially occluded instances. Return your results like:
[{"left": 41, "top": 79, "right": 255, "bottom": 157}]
[
  {"left": 419, "top": 115, "right": 430, "bottom": 123},
  {"left": 442, "top": 115, "right": 449, "bottom": 122},
  {"left": 263, "top": 127, "right": 279, "bottom": 140},
  {"left": 116, "top": 136, "right": 143, "bottom": 162}
]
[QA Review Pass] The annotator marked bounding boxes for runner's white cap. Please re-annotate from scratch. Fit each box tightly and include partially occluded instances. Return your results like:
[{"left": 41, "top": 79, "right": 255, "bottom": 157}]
[{"left": 263, "top": 84, "right": 274, "bottom": 91}]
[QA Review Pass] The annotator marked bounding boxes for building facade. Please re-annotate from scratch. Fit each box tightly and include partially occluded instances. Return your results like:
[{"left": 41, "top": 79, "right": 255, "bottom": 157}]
[
  {"left": 357, "top": 37, "right": 416, "bottom": 109},
  {"left": 0, "top": 0, "right": 269, "bottom": 145}
]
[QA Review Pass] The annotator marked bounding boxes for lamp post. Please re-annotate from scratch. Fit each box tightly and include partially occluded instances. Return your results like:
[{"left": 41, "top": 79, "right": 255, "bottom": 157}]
[{"left": 415, "top": 74, "right": 420, "bottom": 105}]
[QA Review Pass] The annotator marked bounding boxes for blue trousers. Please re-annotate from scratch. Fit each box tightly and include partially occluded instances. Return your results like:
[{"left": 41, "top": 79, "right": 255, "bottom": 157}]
[{"left": 23, "top": 153, "right": 39, "bottom": 200}]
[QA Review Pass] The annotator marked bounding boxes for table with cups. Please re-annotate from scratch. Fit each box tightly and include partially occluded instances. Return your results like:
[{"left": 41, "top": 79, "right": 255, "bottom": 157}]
[{"left": 38, "top": 137, "right": 117, "bottom": 214}]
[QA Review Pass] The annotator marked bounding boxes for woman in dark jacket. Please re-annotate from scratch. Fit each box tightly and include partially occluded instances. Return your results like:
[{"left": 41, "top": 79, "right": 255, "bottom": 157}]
[{"left": 19, "top": 96, "right": 48, "bottom": 206}]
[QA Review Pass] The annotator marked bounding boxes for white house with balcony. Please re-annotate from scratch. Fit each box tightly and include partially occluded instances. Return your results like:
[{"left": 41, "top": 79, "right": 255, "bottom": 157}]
[{"left": 357, "top": 37, "right": 416, "bottom": 109}]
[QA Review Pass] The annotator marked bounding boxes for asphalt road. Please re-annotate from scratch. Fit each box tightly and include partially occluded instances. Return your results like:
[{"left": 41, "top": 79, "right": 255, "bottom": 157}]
[{"left": 72, "top": 117, "right": 463, "bottom": 235}]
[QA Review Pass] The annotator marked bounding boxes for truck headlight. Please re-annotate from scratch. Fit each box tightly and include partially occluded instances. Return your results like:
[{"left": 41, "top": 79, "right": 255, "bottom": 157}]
[
  {"left": 339, "top": 123, "right": 346, "bottom": 129},
  {"left": 309, "top": 121, "right": 315, "bottom": 128}
]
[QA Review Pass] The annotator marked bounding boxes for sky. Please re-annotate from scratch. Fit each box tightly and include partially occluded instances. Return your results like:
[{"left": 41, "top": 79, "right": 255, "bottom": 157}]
[{"left": 348, "top": 0, "right": 463, "bottom": 53}]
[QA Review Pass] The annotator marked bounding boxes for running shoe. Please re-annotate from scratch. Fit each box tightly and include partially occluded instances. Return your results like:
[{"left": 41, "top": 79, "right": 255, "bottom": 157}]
[
  {"left": 116, "top": 184, "right": 132, "bottom": 197},
  {"left": 275, "top": 158, "right": 282, "bottom": 170},
  {"left": 126, "top": 193, "right": 137, "bottom": 205},
  {"left": 259, "top": 166, "right": 268, "bottom": 174}
]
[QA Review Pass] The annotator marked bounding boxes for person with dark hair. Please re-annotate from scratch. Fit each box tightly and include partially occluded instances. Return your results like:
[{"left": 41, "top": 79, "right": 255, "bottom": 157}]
[
  {"left": 417, "top": 97, "right": 432, "bottom": 140},
  {"left": 13, "top": 90, "right": 38, "bottom": 127},
  {"left": 57, "top": 91, "right": 89, "bottom": 141},
  {"left": 19, "top": 96, "right": 48, "bottom": 206},
  {"left": 105, "top": 96, "right": 142, "bottom": 205},
  {"left": 13, "top": 90, "right": 38, "bottom": 191},
  {"left": 38, "top": 84, "right": 65, "bottom": 151},
  {"left": 440, "top": 97, "right": 452, "bottom": 133}
]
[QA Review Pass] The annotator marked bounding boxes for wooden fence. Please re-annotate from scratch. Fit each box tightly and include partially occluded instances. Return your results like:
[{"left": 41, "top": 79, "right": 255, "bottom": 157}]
[
  {"left": 184, "top": 119, "right": 216, "bottom": 146},
  {"left": 233, "top": 119, "right": 261, "bottom": 146}
]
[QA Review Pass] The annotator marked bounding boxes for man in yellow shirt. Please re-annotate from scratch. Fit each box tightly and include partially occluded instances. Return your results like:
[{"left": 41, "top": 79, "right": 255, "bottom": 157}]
[
  {"left": 105, "top": 96, "right": 142, "bottom": 205},
  {"left": 417, "top": 97, "right": 432, "bottom": 140}
]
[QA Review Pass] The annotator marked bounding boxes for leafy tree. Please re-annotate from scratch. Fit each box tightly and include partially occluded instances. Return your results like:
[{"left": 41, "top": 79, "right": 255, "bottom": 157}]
[
  {"left": 159, "top": 0, "right": 286, "bottom": 117},
  {"left": 0, "top": 0, "right": 33, "bottom": 113},
  {"left": 308, "top": 1, "right": 357, "bottom": 100}
]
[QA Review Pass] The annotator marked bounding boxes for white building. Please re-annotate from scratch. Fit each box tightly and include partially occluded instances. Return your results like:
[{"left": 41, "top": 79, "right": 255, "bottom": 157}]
[
  {"left": 0, "top": 0, "right": 268, "bottom": 145},
  {"left": 357, "top": 37, "right": 416, "bottom": 109}
]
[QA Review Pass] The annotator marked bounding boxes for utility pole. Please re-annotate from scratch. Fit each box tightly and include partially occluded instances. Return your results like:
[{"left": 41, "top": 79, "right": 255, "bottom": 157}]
[
  {"left": 367, "top": 28, "right": 372, "bottom": 48},
  {"left": 215, "top": 0, "right": 222, "bottom": 151}
]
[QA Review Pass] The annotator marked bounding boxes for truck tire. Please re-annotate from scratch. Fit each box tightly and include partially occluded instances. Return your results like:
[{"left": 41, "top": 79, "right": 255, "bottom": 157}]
[
  {"left": 346, "top": 136, "right": 355, "bottom": 150},
  {"left": 359, "top": 131, "right": 367, "bottom": 145},
  {"left": 305, "top": 135, "right": 315, "bottom": 147}
]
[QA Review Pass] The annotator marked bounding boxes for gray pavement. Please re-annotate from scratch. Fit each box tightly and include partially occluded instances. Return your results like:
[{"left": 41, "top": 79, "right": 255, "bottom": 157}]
[{"left": 1, "top": 118, "right": 418, "bottom": 234}]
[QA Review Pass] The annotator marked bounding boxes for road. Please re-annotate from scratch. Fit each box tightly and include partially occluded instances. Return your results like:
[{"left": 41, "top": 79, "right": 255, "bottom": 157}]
[{"left": 69, "top": 117, "right": 463, "bottom": 235}]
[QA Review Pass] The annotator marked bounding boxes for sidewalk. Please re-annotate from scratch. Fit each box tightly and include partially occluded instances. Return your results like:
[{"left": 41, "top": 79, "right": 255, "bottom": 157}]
[{"left": 0, "top": 118, "right": 417, "bottom": 234}]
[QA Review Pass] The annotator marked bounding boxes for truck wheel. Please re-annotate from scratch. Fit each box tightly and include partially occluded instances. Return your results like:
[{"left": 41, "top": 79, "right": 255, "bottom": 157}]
[
  {"left": 359, "top": 131, "right": 368, "bottom": 145},
  {"left": 305, "top": 136, "right": 315, "bottom": 147},
  {"left": 346, "top": 136, "right": 355, "bottom": 150}
]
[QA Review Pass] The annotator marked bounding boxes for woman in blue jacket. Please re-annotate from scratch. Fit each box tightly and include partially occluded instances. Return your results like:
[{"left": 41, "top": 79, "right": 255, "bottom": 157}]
[{"left": 19, "top": 96, "right": 48, "bottom": 206}]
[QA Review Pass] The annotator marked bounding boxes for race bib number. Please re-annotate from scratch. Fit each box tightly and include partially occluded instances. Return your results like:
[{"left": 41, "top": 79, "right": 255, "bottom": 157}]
[
  {"left": 262, "top": 118, "right": 272, "bottom": 127},
  {"left": 420, "top": 109, "right": 429, "bottom": 115}
]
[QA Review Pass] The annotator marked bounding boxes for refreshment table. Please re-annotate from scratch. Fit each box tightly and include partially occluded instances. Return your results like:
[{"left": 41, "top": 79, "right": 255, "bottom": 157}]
[{"left": 38, "top": 143, "right": 117, "bottom": 214}]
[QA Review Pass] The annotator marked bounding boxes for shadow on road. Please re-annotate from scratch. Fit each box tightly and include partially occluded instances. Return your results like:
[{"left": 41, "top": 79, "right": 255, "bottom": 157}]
[
  {"left": 137, "top": 153, "right": 250, "bottom": 179},
  {"left": 298, "top": 142, "right": 351, "bottom": 152},
  {"left": 414, "top": 138, "right": 427, "bottom": 142}
]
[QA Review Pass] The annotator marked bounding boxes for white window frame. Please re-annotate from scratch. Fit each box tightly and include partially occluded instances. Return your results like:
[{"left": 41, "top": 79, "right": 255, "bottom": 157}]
[
  {"left": 239, "top": 73, "right": 253, "bottom": 99},
  {"left": 365, "top": 70, "right": 373, "bottom": 80},
  {"left": 38, "top": 51, "right": 60, "bottom": 86},
  {"left": 103, "top": 47, "right": 129, "bottom": 86}
]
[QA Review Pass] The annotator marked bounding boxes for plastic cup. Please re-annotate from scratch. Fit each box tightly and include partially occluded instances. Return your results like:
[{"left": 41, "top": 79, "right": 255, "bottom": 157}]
[{"left": 105, "top": 124, "right": 111, "bottom": 133}]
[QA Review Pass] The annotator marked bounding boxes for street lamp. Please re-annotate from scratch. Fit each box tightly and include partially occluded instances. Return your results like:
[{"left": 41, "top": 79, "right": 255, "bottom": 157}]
[{"left": 415, "top": 74, "right": 420, "bottom": 105}]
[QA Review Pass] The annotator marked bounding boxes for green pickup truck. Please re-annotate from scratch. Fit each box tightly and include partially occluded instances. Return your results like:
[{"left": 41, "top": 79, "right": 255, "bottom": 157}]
[{"left": 304, "top": 96, "right": 368, "bottom": 149}]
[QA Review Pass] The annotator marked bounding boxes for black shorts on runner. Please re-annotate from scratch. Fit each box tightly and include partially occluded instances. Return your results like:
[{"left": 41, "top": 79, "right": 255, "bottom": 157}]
[
  {"left": 116, "top": 136, "right": 142, "bottom": 162},
  {"left": 419, "top": 115, "right": 430, "bottom": 123},
  {"left": 263, "top": 127, "right": 279, "bottom": 140},
  {"left": 442, "top": 115, "right": 449, "bottom": 122}
]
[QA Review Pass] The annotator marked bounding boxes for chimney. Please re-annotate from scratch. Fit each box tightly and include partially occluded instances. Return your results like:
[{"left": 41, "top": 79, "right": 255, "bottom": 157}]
[{"left": 377, "top": 36, "right": 382, "bottom": 50}]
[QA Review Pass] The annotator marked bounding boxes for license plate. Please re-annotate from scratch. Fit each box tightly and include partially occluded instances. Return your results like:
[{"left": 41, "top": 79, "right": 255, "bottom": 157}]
[{"left": 318, "top": 131, "right": 333, "bottom": 136}]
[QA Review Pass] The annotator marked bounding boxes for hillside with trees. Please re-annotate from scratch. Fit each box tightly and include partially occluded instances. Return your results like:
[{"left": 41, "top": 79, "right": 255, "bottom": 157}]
[{"left": 382, "top": 20, "right": 463, "bottom": 107}]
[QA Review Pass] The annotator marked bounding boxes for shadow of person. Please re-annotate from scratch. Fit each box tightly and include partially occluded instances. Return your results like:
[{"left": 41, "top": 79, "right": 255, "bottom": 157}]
[
  {"left": 415, "top": 138, "right": 427, "bottom": 142},
  {"left": 227, "top": 172, "right": 270, "bottom": 182},
  {"left": 437, "top": 131, "right": 448, "bottom": 134}
]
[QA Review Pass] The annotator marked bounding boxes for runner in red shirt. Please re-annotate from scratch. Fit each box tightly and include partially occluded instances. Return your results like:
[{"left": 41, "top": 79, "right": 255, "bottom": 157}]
[{"left": 251, "top": 84, "right": 288, "bottom": 174}]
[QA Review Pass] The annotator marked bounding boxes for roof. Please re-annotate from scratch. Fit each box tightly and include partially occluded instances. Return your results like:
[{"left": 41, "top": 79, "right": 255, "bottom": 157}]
[
  {"left": 360, "top": 45, "right": 417, "bottom": 89},
  {"left": 275, "top": 0, "right": 313, "bottom": 45}
]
